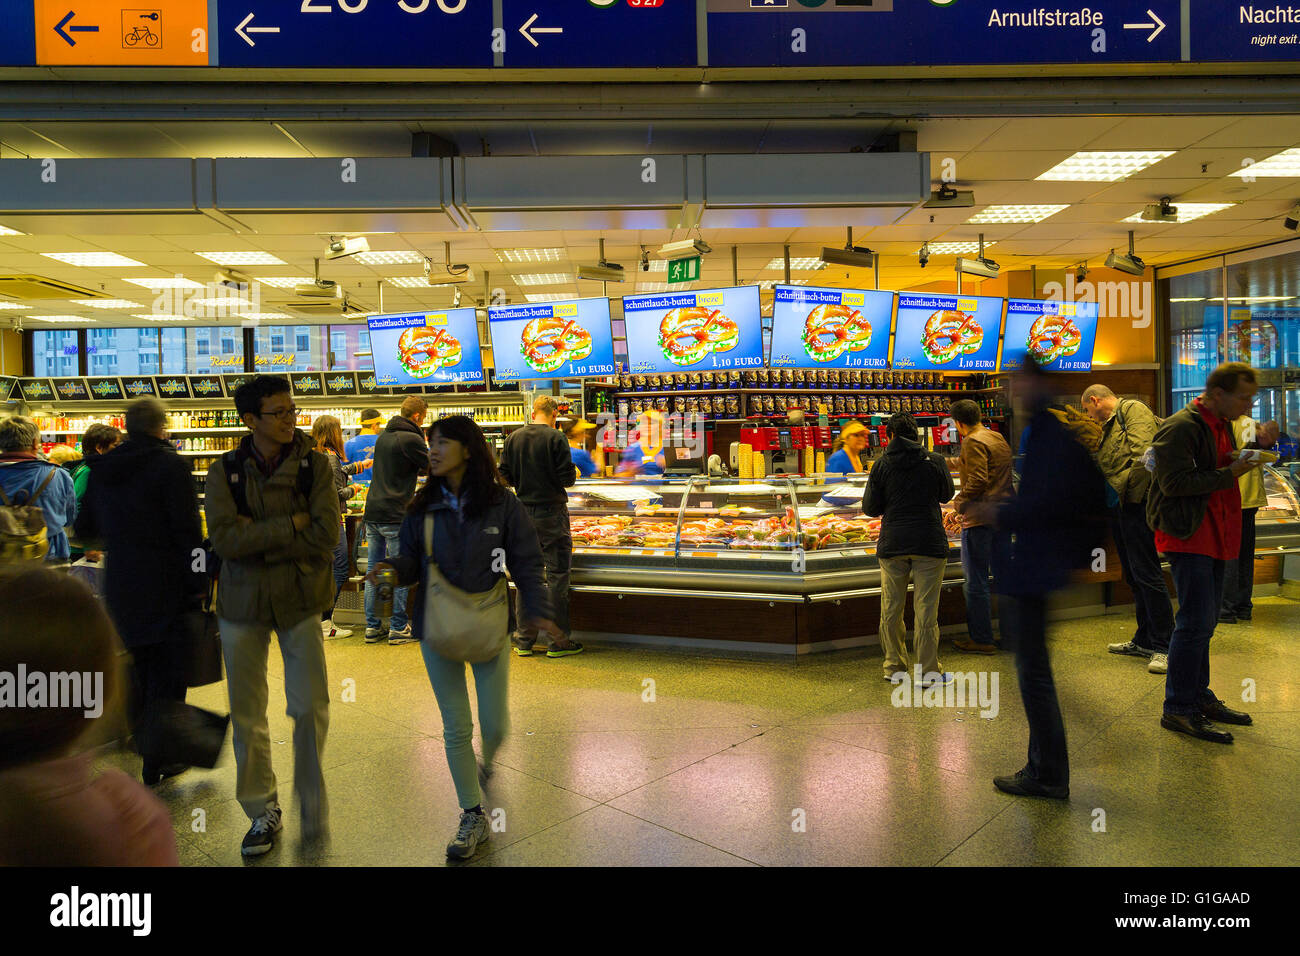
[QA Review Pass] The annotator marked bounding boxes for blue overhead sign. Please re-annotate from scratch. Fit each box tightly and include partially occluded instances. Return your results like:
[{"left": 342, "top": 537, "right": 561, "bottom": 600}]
[
  {"left": 707, "top": 0, "right": 1182, "bottom": 66},
  {"left": 499, "top": 0, "right": 696, "bottom": 68},
  {"left": 0, "top": 4, "right": 35, "bottom": 66},
  {"left": 1192, "top": 1, "right": 1300, "bottom": 59}
]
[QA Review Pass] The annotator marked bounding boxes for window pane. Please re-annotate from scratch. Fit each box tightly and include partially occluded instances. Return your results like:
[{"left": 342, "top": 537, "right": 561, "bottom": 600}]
[
  {"left": 1164, "top": 267, "right": 1224, "bottom": 409},
  {"left": 30, "top": 330, "right": 80, "bottom": 377},
  {"left": 326, "top": 325, "right": 372, "bottom": 371},
  {"left": 87, "top": 328, "right": 160, "bottom": 376},
  {"left": 161, "top": 328, "right": 187, "bottom": 373},
  {"left": 253, "top": 325, "right": 324, "bottom": 372},
  {"left": 187, "top": 326, "right": 244, "bottom": 373}
]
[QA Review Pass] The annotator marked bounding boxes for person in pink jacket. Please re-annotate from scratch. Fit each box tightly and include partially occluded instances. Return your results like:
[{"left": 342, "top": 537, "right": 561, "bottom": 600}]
[{"left": 0, "top": 567, "right": 178, "bottom": 866}]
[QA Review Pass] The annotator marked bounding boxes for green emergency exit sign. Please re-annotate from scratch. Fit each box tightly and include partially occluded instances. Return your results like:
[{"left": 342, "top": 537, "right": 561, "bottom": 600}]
[{"left": 667, "top": 256, "right": 701, "bottom": 284}]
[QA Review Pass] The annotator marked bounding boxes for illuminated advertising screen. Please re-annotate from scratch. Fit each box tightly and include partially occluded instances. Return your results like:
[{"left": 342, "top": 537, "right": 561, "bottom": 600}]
[
  {"left": 1000, "top": 299, "right": 1101, "bottom": 372},
  {"left": 891, "top": 293, "right": 1004, "bottom": 371},
  {"left": 366, "top": 309, "right": 485, "bottom": 387},
  {"left": 488, "top": 297, "right": 616, "bottom": 381},
  {"left": 621, "top": 285, "right": 764, "bottom": 375},
  {"left": 769, "top": 285, "right": 893, "bottom": 369}
]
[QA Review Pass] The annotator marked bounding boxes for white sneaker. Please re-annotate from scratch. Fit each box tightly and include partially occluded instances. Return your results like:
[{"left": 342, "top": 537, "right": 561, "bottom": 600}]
[
  {"left": 446, "top": 809, "right": 489, "bottom": 860},
  {"left": 1148, "top": 653, "right": 1168, "bottom": 674},
  {"left": 322, "top": 620, "right": 352, "bottom": 640},
  {"left": 388, "top": 625, "right": 415, "bottom": 646}
]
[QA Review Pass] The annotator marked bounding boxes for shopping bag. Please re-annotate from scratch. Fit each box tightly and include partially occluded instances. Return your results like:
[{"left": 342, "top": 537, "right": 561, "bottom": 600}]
[
  {"left": 185, "top": 578, "right": 224, "bottom": 688},
  {"left": 134, "top": 701, "right": 229, "bottom": 769},
  {"left": 68, "top": 556, "right": 105, "bottom": 598}
]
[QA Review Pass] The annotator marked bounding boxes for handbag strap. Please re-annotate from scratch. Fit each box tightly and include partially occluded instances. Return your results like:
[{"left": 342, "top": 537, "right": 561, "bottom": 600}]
[{"left": 424, "top": 512, "right": 434, "bottom": 560}]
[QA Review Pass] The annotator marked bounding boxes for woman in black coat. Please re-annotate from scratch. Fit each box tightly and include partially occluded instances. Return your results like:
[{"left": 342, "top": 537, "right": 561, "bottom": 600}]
[{"left": 74, "top": 399, "right": 205, "bottom": 785}]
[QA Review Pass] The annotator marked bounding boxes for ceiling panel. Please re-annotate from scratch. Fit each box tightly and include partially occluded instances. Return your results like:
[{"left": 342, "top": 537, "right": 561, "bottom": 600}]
[
  {"left": 276, "top": 122, "right": 418, "bottom": 157},
  {"left": 1086, "top": 117, "right": 1236, "bottom": 150},
  {"left": 1191, "top": 117, "right": 1300, "bottom": 149}
]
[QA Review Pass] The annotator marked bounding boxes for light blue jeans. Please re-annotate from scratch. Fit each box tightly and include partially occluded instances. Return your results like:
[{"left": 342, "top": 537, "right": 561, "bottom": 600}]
[
  {"left": 363, "top": 521, "right": 409, "bottom": 632},
  {"left": 419, "top": 641, "right": 510, "bottom": 811}
]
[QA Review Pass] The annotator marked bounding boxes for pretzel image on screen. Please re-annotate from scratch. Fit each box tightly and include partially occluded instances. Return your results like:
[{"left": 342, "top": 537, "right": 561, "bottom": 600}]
[
  {"left": 801, "top": 303, "right": 872, "bottom": 363},
  {"left": 1026, "top": 313, "right": 1082, "bottom": 365},
  {"left": 520, "top": 316, "right": 593, "bottom": 375},
  {"left": 921, "top": 309, "right": 983, "bottom": 365},
  {"left": 397, "top": 325, "right": 462, "bottom": 379},
  {"left": 657, "top": 306, "right": 740, "bottom": 366}
]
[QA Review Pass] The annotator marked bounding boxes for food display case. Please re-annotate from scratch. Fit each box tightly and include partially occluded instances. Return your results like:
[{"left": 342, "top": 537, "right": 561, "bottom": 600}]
[{"left": 1257, "top": 465, "right": 1300, "bottom": 552}]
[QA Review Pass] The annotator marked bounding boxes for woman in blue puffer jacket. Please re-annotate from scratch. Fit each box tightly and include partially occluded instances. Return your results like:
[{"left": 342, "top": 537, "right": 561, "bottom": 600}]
[{"left": 372, "top": 415, "right": 558, "bottom": 862}]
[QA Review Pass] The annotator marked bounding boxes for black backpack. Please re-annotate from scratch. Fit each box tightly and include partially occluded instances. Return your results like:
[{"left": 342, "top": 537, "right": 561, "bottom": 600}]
[{"left": 202, "top": 447, "right": 318, "bottom": 579}]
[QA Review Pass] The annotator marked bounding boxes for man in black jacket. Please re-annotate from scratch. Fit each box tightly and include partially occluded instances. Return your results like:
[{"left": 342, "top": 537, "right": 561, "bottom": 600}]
[
  {"left": 864, "top": 412, "right": 956, "bottom": 685},
  {"left": 363, "top": 396, "right": 427, "bottom": 644},
  {"left": 74, "top": 396, "right": 205, "bottom": 786},
  {"left": 499, "top": 394, "right": 583, "bottom": 658}
]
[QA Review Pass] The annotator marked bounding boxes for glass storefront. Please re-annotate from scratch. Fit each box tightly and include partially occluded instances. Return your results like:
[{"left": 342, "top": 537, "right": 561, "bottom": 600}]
[
  {"left": 30, "top": 330, "right": 79, "bottom": 377},
  {"left": 326, "top": 325, "right": 373, "bottom": 371},
  {"left": 253, "top": 325, "right": 324, "bottom": 372}
]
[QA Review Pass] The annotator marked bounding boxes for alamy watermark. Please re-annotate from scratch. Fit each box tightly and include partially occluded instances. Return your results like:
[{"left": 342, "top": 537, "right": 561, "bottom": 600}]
[
  {"left": 890, "top": 667, "right": 1000, "bottom": 719},
  {"left": 0, "top": 665, "right": 103, "bottom": 718},
  {"left": 1042, "top": 272, "right": 1151, "bottom": 329}
]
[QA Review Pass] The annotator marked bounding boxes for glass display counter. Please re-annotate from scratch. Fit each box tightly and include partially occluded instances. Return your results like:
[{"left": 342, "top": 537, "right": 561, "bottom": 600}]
[{"left": 1257, "top": 465, "right": 1300, "bottom": 552}]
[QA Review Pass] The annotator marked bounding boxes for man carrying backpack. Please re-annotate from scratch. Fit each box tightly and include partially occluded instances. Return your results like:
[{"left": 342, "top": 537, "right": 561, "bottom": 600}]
[
  {"left": 205, "top": 376, "right": 339, "bottom": 856},
  {"left": 0, "top": 416, "right": 75, "bottom": 565},
  {"left": 1082, "top": 385, "right": 1175, "bottom": 675}
]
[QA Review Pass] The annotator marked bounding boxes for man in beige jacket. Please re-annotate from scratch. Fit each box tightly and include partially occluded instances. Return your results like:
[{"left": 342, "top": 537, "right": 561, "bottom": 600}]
[
  {"left": 1082, "top": 384, "right": 1174, "bottom": 674},
  {"left": 206, "top": 375, "right": 338, "bottom": 857}
]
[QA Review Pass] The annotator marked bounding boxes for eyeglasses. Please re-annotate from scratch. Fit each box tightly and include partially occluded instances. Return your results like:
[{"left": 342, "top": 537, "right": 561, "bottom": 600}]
[{"left": 255, "top": 405, "right": 298, "bottom": 421}]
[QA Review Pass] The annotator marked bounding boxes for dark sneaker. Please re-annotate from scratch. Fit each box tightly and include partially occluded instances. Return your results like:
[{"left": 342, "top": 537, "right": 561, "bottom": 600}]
[
  {"left": 1107, "top": 640, "right": 1153, "bottom": 658},
  {"left": 511, "top": 637, "right": 534, "bottom": 657},
  {"left": 364, "top": 627, "right": 388, "bottom": 644},
  {"left": 546, "top": 640, "right": 585, "bottom": 658},
  {"left": 241, "top": 807, "right": 283, "bottom": 857},
  {"left": 993, "top": 770, "right": 1069, "bottom": 800},
  {"left": 1217, "top": 613, "right": 1237, "bottom": 625},
  {"left": 446, "top": 810, "right": 489, "bottom": 861}
]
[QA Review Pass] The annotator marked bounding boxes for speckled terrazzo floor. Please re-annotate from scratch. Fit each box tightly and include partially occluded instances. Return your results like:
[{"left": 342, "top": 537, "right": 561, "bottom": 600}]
[{"left": 100, "top": 596, "right": 1300, "bottom": 866}]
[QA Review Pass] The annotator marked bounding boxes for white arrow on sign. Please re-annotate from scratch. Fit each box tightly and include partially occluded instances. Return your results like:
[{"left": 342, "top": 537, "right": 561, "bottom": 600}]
[
  {"left": 519, "top": 13, "right": 563, "bottom": 49},
  {"left": 1122, "top": 9, "right": 1165, "bottom": 43},
  {"left": 236, "top": 12, "right": 281, "bottom": 48}
]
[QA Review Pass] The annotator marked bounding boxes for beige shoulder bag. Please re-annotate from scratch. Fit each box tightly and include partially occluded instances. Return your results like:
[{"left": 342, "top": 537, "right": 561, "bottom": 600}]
[{"left": 422, "top": 513, "right": 509, "bottom": 662}]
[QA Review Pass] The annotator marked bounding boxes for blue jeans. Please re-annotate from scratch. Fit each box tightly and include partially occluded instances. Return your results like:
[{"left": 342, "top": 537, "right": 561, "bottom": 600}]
[
  {"left": 1014, "top": 593, "right": 1068, "bottom": 787},
  {"left": 420, "top": 642, "right": 510, "bottom": 811},
  {"left": 323, "top": 521, "right": 348, "bottom": 619},
  {"left": 1111, "top": 502, "right": 1174, "bottom": 653},
  {"left": 1220, "top": 508, "right": 1257, "bottom": 619},
  {"left": 961, "top": 525, "right": 1013, "bottom": 646},
  {"left": 364, "top": 521, "right": 409, "bottom": 632},
  {"left": 1165, "top": 553, "right": 1227, "bottom": 717}
]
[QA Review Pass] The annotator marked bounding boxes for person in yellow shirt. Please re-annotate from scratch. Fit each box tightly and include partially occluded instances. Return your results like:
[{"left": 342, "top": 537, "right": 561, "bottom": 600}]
[
  {"left": 825, "top": 422, "right": 868, "bottom": 475},
  {"left": 1220, "top": 417, "right": 1278, "bottom": 624}
]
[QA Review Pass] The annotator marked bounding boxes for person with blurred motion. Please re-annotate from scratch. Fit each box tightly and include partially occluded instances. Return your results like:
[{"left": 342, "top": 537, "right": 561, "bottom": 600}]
[
  {"left": 312, "top": 415, "right": 372, "bottom": 640},
  {"left": 369, "top": 416, "right": 560, "bottom": 861},
  {"left": 616, "top": 409, "right": 668, "bottom": 477},
  {"left": 1220, "top": 417, "right": 1278, "bottom": 625},
  {"left": 826, "top": 421, "right": 869, "bottom": 475},
  {"left": 0, "top": 416, "right": 76, "bottom": 565},
  {"left": 71, "top": 424, "right": 123, "bottom": 561},
  {"left": 984, "top": 361, "right": 1108, "bottom": 800},
  {"left": 949, "top": 399, "right": 1014, "bottom": 655},
  {"left": 205, "top": 375, "right": 338, "bottom": 855},
  {"left": 0, "top": 568, "right": 178, "bottom": 866},
  {"left": 363, "top": 397, "right": 428, "bottom": 644},
  {"left": 499, "top": 395, "right": 584, "bottom": 658},
  {"left": 1082, "top": 384, "right": 1175, "bottom": 674},
  {"left": 345, "top": 408, "right": 383, "bottom": 483},
  {"left": 74, "top": 397, "right": 205, "bottom": 786},
  {"left": 564, "top": 417, "right": 600, "bottom": 478},
  {"left": 864, "top": 412, "right": 956, "bottom": 686},
  {"left": 1150, "top": 363, "right": 1263, "bottom": 744},
  {"left": 45, "top": 445, "right": 81, "bottom": 472}
]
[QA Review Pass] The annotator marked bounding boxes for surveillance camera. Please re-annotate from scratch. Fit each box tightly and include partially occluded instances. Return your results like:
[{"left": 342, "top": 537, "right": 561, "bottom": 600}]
[
  {"left": 1284, "top": 202, "right": 1300, "bottom": 231},
  {"left": 325, "top": 236, "right": 370, "bottom": 260},
  {"left": 918, "top": 243, "right": 930, "bottom": 268},
  {"left": 1076, "top": 262, "right": 1089, "bottom": 282}
]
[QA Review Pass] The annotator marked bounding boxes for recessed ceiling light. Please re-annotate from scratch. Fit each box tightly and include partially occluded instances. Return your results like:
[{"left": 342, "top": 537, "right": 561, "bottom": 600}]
[
  {"left": 1226, "top": 295, "right": 1294, "bottom": 303},
  {"left": 758, "top": 279, "right": 809, "bottom": 290},
  {"left": 0, "top": 302, "right": 30, "bottom": 310},
  {"left": 0, "top": 226, "right": 25, "bottom": 237},
  {"left": 31, "top": 315, "right": 95, "bottom": 323},
  {"left": 132, "top": 315, "right": 192, "bottom": 322},
  {"left": 513, "top": 273, "right": 572, "bottom": 286},
  {"left": 1122, "top": 203, "right": 1236, "bottom": 224},
  {"left": 230, "top": 313, "right": 289, "bottom": 320},
  {"left": 967, "top": 205, "right": 1069, "bottom": 224},
  {"left": 252, "top": 277, "right": 308, "bottom": 288},
  {"left": 1035, "top": 151, "right": 1175, "bottom": 182},
  {"left": 523, "top": 293, "right": 578, "bottom": 303},
  {"left": 1229, "top": 148, "right": 1300, "bottom": 178},
  {"left": 922, "top": 241, "right": 997, "bottom": 255},
  {"left": 70, "top": 299, "right": 143, "bottom": 309},
  {"left": 634, "top": 282, "right": 692, "bottom": 293},
  {"left": 644, "top": 260, "right": 668, "bottom": 273},
  {"left": 496, "top": 248, "right": 565, "bottom": 263},
  {"left": 763, "top": 257, "right": 826, "bottom": 271},
  {"left": 383, "top": 276, "right": 437, "bottom": 288},
  {"left": 123, "top": 277, "right": 205, "bottom": 289},
  {"left": 195, "top": 251, "right": 286, "bottom": 266},
  {"left": 42, "top": 252, "right": 147, "bottom": 268},
  {"left": 353, "top": 251, "right": 424, "bottom": 265},
  {"left": 1169, "top": 297, "right": 1206, "bottom": 303},
  {"left": 191, "top": 297, "right": 254, "bottom": 310}
]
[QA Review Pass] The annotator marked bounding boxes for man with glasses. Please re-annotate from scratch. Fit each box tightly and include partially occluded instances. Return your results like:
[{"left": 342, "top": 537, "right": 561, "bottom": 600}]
[{"left": 205, "top": 375, "right": 339, "bottom": 856}]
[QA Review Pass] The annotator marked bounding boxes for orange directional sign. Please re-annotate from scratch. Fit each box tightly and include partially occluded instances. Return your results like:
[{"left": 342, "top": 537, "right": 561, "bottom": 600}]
[{"left": 34, "top": 1, "right": 210, "bottom": 66}]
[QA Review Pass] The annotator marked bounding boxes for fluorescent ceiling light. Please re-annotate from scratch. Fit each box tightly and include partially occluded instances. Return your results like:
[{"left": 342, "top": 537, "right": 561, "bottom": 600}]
[
  {"left": 763, "top": 257, "right": 826, "bottom": 271},
  {"left": 70, "top": 299, "right": 143, "bottom": 309},
  {"left": 967, "top": 205, "right": 1069, "bottom": 224},
  {"left": 196, "top": 251, "right": 286, "bottom": 266},
  {"left": 513, "top": 273, "right": 572, "bottom": 286},
  {"left": 225, "top": 313, "right": 289, "bottom": 321},
  {"left": 1123, "top": 203, "right": 1236, "bottom": 224},
  {"left": 0, "top": 225, "right": 25, "bottom": 236},
  {"left": 923, "top": 241, "right": 997, "bottom": 255},
  {"left": 353, "top": 250, "right": 424, "bottom": 265},
  {"left": 1169, "top": 297, "right": 1205, "bottom": 302},
  {"left": 42, "top": 252, "right": 146, "bottom": 268},
  {"left": 635, "top": 282, "right": 692, "bottom": 293},
  {"left": 252, "top": 277, "right": 308, "bottom": 288},
  {"left": 1035, "top": 151, "right": 1175, "bottom": 182},
  {"left": 31, "top": 315, "right": 95, "bottom": 323},
  {"left": 0, "top": 302, "right": 30, "bottom": 310},
  {"left": 758, "top": 279, "right": 809, "bottom": 290},
  {"left": 524, "top": 293, "right": 578, "bottom": 303},
  {"left": 1229, "top": 148, "right": 1300, "bottom": 178},
  {"left": 123, "top": 277, "right": 205, "bottom": 289},
  {"left": 645, "top": 260, "right": 668, "bottom": 273},
  {"left": 496, "top": 248, "right": 565, "bottom": 263},
  {"left": 1226, "top": 295, "right": 1293, "bottom": 302},
  {"left": 191, "top": 297, "right": 254, "bottom": 309},
  {"left": 383, "top": 276, "right": 439, "bottom": 288},
  {"left": 132, "top": 314, "right": 192, "bottom": 322}
]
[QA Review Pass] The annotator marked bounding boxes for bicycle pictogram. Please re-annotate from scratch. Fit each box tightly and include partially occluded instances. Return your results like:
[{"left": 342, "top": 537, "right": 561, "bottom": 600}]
[{"left": 122, "top": 10, "right": 162, "bottom": 49}]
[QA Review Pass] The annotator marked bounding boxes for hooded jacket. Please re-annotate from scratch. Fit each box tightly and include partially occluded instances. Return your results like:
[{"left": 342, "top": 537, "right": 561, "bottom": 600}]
[
  {"left": 364, "top": 415, "right": 428, "bottom": 525},
  {"left": 204, "top": 430, "right": 338, "bottom": 629},
  {"left": 74, "top": 435, "right": 204, "bottom": 648},
  {"left": 0, "top": 453, "right": 75, "bottom": 562},
  {"left": 863, "top": 435, "right": 955, "bottom": 560}
]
